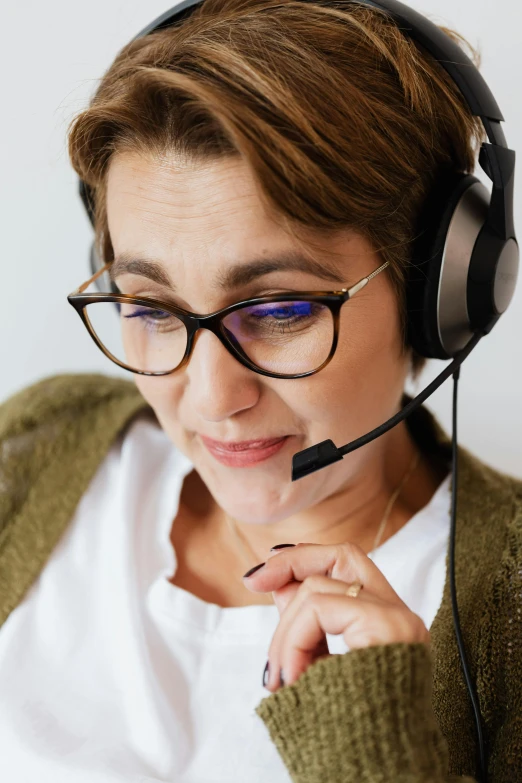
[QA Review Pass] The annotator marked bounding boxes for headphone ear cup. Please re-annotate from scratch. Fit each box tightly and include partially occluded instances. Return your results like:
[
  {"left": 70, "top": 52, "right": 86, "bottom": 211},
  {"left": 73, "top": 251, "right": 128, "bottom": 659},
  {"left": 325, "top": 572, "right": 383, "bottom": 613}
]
[{"left": 406, "top": 169, "right": 488, "bottom": 359}]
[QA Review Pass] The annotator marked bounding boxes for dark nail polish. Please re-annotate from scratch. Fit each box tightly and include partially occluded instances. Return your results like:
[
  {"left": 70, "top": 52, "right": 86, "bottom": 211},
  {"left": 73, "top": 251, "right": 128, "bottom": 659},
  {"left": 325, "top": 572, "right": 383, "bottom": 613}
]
[
  {"left": 270, "top": 543, "right": 296, "bottom": 551},
  {"left": 242, "top": 562, "right": 265, "bottom": 579},
  {"left": 263, "top": 660, "right": 270, "bottom": 687}
]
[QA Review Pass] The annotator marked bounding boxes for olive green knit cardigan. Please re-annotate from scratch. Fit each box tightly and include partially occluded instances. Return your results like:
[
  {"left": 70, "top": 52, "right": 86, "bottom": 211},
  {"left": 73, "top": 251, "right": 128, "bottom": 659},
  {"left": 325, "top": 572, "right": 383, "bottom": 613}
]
[{"left": 0, "top": 373, "right": 521, "bottom": 782}]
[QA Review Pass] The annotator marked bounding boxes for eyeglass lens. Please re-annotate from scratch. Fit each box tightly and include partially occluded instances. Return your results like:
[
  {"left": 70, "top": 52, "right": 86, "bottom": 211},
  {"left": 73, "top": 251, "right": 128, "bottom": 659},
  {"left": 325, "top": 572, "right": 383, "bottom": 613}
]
[{"left": 83, "top": 299, "right": 335, "bottom": 375}]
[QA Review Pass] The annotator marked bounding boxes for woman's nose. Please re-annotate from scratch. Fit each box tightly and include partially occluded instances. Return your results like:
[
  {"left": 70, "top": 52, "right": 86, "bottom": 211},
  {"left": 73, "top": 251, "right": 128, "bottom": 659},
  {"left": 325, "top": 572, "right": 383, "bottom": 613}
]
[{"left": 185, "top": 328, "right": 260, "bottom": 422}]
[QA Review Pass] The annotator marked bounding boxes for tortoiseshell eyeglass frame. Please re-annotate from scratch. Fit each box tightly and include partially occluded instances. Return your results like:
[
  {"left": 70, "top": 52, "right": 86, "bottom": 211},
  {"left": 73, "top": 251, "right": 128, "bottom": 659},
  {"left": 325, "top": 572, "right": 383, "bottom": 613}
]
[{"left": 67, "top": 259, "right": 390, "bottom": 380}]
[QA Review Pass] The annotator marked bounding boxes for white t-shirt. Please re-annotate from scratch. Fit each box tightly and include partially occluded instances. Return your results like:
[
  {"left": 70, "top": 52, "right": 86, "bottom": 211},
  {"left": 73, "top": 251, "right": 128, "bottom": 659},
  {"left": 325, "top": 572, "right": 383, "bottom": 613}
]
[{"left": 0, "top": 412, "right": 452, "bottom": 783}]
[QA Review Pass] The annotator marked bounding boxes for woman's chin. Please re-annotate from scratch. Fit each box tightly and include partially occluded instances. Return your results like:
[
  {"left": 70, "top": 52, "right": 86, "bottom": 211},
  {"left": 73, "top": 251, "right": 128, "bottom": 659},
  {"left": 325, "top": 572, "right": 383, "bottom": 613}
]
[
  {"left": 186, "top": 434, "right": 324, "bottom": 523},
  {"left": 205, "top": 477, "right": 303, "bottom": 526}
]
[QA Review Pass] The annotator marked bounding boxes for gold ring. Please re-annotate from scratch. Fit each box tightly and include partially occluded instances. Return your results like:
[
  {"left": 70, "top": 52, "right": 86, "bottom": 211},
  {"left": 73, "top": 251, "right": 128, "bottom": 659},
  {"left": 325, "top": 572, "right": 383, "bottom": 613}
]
[{"left": 345, "top": 581, "right": 363, "bottom": 598}]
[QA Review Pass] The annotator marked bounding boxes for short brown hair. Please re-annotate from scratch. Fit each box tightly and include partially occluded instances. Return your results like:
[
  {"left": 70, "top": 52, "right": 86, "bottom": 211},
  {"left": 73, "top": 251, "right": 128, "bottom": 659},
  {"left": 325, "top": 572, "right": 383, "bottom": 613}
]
[{"left": 67, "top": 0, "right": 485, "bottom": 377}]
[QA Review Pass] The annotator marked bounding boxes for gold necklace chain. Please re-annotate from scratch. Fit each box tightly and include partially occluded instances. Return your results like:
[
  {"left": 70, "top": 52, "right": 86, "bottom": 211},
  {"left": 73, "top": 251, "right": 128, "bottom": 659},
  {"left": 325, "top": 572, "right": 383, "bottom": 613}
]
[
  {"left": 225, "top": 448, "right": 421, "bottom": 567},
  {"left": 225, "top": 509, "right": 261, "bottom": 568},
  {"left": 369, "top": 448, "right": 421, "bottom": 553}
]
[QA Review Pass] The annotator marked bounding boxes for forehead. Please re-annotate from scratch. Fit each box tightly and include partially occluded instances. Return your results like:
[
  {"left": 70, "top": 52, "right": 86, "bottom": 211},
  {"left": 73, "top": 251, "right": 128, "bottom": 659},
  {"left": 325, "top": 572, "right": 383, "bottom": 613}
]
[
  {"left": 106, "top": 151, "right": 277, "bottom": 243},
  {"left": 105, "top": 151, "right": 371, "bottom": 290}
]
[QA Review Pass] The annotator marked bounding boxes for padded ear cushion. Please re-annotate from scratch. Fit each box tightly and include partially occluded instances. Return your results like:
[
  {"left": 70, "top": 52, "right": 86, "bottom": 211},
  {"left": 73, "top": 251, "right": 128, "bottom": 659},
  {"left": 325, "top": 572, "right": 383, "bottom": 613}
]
[{"left": 406, "top": 169, "right": 483, "bottom": 359}]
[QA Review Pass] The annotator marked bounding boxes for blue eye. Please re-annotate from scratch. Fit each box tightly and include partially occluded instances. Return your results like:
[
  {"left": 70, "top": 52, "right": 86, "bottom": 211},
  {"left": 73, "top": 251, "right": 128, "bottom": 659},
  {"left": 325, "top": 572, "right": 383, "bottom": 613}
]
[
  {"left": 123, "top": 310, "right": 169, "bottom": 321},
  {"left": 227, "top": 300, "right": 327, "bottom": 340},
  {"left": 120, "top": 305, "right": 185, "bottom": 335},
  {"left": 247, "top": 302, "right": 315, "bottom": 320},
  {"left": 123, "top": 307, "right": 170, "bottom": 321}
]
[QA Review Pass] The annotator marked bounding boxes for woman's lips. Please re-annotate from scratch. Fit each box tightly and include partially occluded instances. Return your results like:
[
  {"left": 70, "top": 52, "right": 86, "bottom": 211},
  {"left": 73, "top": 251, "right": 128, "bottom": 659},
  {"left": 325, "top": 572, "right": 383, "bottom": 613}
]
[{"left": 199, "top": 435, "right": 291, "bottom": 467}]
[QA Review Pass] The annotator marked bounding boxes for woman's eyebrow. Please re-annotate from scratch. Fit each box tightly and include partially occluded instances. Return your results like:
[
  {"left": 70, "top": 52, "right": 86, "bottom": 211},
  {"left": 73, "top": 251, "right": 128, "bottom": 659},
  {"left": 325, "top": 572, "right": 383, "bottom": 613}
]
[{"left": 109, "top": 250, "right": 346, "bottom": 291}]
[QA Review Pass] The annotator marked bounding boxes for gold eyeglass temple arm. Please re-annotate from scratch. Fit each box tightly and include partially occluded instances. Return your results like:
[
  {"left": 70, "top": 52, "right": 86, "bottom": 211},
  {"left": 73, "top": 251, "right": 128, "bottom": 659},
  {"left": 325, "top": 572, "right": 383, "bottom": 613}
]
[
  {"left": 68, "top": 260, "right": 114, "bottom": 297},
  {"left": 344, "top": 260, "right": 390, "bottom": 298}
]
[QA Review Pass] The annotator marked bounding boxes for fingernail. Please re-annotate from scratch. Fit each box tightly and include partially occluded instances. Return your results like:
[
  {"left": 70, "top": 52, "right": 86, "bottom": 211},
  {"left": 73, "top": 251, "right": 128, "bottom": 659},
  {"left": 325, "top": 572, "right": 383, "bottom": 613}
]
[
  {"left": 242, "top": 562, "right": 265, "bottom": 579},
  {"left": 262, "top": 660, "right": 270, "bottom": 687},
  {"left": 270, "top": 543, "right": 296, "bottom": 551}
]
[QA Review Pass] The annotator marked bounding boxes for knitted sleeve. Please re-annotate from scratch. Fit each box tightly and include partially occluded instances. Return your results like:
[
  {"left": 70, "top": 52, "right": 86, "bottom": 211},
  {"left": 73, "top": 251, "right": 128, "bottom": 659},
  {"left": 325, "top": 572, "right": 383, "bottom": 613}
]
[
  {"left": 255, "top": 643, "right": 479, "bottom": 782},
  {"left": 481, "top": 498, "right": 522, "bottom": 780},
  {"left": 254, "top": 501, "right": 522, "bottom": 783}
]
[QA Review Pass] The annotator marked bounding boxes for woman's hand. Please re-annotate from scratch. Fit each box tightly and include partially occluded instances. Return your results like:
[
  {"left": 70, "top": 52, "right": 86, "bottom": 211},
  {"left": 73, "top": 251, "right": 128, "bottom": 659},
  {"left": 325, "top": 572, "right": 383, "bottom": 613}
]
[{"left": 242, "top": 542, "right": 430, "bottom": 692}]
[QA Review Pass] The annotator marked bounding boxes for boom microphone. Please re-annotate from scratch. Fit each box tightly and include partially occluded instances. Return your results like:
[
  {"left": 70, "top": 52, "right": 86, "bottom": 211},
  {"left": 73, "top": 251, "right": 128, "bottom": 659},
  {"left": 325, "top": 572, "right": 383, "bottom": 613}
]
[{"left": 291, "top": 329, "right": 485, "bottom": 481}]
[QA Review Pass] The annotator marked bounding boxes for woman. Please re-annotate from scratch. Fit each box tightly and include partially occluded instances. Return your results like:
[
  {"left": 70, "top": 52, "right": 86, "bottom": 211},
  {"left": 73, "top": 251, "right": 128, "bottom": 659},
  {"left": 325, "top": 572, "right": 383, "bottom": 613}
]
[{"left": 0, "top": 1, "right": 520, "bottom": 781}]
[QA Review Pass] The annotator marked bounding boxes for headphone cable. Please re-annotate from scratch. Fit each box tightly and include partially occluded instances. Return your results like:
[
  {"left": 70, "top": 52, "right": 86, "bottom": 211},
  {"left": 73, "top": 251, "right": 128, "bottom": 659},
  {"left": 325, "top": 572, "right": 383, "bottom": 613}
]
[{"left": 449, "top": 365, "right": 487, "bottom": 783}]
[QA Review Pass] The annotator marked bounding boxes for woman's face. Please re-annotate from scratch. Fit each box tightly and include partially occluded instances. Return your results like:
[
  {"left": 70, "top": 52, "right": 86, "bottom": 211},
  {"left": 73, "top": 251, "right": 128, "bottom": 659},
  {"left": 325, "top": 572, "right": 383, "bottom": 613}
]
[{"left": 106, "top": 151, "right": 410, "bottom": 524}]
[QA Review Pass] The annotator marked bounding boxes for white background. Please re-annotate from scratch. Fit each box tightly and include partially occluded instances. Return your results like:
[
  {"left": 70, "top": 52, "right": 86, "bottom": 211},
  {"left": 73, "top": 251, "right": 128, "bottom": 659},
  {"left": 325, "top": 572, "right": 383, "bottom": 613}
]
[{"left": 1, "top": 0, "right": 521, "bottom": 478}]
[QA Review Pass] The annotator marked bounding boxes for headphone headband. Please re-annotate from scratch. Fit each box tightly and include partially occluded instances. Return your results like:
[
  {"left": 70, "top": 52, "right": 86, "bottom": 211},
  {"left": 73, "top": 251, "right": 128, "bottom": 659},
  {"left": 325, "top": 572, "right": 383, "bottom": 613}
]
[{"left": 137, "top": 0, "right": 506, "bottom": 127}]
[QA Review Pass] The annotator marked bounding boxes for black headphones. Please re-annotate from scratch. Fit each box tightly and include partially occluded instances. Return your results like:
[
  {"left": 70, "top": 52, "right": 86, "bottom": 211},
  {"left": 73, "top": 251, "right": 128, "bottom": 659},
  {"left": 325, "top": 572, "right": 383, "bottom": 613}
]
[
  {"left": 79, "top": 0, "right": 519, "bottom": 361},
  {"left": 76, "top": 3, "right": 518, "bottom": 780}
]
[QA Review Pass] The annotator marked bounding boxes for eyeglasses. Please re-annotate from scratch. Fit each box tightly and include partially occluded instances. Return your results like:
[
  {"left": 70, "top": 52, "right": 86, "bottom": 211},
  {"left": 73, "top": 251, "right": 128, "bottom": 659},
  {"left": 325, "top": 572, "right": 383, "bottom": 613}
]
[{"left": 67, "top": 259, "right": 390, "bottom": 380}]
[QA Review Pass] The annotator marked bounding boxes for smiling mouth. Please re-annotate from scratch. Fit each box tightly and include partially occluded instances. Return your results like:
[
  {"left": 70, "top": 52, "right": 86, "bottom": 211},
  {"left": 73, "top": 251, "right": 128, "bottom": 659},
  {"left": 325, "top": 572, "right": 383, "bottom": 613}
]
[
  {"left": 199, "top": 435, "right": 289, "bottom": 452},
  {"left": 199, "top": 434, "right": 292, "bottom": 467}
]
